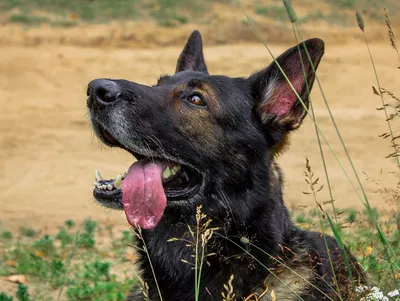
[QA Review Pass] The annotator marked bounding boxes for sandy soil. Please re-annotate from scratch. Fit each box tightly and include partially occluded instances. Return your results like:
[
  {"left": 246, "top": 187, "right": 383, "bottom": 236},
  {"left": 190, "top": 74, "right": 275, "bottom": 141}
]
[{"left": 0, "top": 23, "right": 399, "bottom": 235}]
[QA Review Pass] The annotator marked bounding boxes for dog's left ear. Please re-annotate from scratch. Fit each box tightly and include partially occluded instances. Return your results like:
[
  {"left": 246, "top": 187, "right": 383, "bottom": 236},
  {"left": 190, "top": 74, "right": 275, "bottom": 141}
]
[
  {"left": 250, "top": 38, "right": 324, "bottom": 132},
  {"left": 176, "top": 30, "right": 209, "bottom": 74}
]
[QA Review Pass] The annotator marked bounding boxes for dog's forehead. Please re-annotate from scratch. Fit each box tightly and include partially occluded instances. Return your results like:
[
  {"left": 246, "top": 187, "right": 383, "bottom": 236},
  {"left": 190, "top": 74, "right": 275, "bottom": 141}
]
[
  {"left": 163, "top": 72, "right": 238, "bottom": 89},
  {"left": 165, "top": 71, "right": 208, "bottom": 85}
]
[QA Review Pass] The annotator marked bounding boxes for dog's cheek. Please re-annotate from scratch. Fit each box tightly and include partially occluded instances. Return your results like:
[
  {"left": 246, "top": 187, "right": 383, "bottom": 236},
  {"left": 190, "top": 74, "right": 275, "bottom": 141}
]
[{"left": 175, "top": 109, "right": 222, "bottom": 156}]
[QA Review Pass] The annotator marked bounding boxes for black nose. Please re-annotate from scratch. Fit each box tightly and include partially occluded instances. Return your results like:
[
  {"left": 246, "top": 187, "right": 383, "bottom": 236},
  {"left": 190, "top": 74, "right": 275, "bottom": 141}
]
[{"left": 87, "top": 79, "right": 121, "bottom": 107}]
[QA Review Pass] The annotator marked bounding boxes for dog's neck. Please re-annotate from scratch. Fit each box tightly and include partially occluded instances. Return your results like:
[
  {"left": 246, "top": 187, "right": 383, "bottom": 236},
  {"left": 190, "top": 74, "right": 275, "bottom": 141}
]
[{"left": 134, "top": 158, "right": 295, "bottom": 300}]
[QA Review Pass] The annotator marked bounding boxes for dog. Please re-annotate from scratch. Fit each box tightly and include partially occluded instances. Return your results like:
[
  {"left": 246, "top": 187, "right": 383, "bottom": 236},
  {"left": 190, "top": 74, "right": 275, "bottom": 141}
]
[{"left": 86, "top": 30, "right": 365, "bottom": 300}]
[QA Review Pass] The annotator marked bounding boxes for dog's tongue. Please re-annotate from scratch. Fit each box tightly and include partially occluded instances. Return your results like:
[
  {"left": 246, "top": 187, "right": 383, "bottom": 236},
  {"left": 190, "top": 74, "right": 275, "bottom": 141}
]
[{"left": 121, "top": 160, "right": 167, "bottom": 229}]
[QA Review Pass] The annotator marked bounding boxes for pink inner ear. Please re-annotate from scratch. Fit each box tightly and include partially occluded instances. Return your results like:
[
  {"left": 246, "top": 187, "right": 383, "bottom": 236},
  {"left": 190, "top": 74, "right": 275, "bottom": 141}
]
[{"left": 267, "top": 75, "right": 304, "bottom": 117}]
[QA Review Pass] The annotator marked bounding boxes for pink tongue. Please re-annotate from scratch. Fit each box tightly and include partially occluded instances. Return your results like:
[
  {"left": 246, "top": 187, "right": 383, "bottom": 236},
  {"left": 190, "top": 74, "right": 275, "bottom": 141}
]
[{"left": 121, "top": 160, "right": 167, "bottom": 229}]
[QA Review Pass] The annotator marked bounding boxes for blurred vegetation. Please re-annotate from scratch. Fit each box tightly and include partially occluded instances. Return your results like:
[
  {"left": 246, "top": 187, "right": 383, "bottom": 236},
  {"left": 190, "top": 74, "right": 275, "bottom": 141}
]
[
  {"left": 0, "top": 0, "right": 399, "bottom": 27},
  {"left": 1, "top": 206, "right": 399, "bottom": 299},
  {"left": 0, "top": 219, "right": 135, "bottom": 300},
  {"left": 254, "top": 0, "right": 399, "bottom": 26},
  {"left": 1, "top": 0, "right": 139, "bottom": 22},
  {"left": 0, "top": 0, "right": 219, "bottom": 27}
]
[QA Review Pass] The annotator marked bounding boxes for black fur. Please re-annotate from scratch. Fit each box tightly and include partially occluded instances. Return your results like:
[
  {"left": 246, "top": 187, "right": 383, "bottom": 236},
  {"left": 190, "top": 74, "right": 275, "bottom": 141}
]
[{"left": 87, "top": 30, "right": 365, "bottom": 301}]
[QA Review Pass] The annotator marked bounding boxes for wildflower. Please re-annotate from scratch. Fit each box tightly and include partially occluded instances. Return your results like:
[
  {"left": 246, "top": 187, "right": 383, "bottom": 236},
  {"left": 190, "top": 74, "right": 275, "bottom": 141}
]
[
  {"left": 388, "top": 289, "right": 399, "bottom": 298},
  {"left": 365, "top": 245, "right": 373, "bottom": 256},
  {"left": 356, "top": 286, "right": 399, "bottom": 301}
]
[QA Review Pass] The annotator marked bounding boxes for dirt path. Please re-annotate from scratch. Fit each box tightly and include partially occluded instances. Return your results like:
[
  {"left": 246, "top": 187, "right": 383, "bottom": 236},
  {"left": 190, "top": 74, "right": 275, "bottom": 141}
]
[{"left": 0, "top": 31, "right": 399, "bottom": 233}]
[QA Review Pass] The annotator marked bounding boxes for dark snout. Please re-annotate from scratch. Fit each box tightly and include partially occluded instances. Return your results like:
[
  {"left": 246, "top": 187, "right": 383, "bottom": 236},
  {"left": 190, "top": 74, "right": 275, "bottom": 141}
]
[
  {"left": 87, "top": 78, "right": 165, "bottom": 111},
  {"left": 87, "top": 79, "right": 122, "bottom": 108}
]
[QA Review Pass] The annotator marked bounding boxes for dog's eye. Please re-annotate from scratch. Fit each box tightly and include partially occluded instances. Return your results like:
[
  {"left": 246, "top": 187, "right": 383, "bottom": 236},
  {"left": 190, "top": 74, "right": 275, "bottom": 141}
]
[{"left": 188, "top": 95, "right": 206, "bottom": 107}]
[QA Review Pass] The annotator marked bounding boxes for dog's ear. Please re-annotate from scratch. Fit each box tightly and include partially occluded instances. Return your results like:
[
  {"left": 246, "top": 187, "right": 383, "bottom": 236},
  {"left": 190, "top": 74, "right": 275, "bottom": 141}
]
[
  {"left": 250, "top": 38, "right": 324, "bottom": 134},
  {"left": 176, "top": 30, "right": 209, "bottom": 74}
]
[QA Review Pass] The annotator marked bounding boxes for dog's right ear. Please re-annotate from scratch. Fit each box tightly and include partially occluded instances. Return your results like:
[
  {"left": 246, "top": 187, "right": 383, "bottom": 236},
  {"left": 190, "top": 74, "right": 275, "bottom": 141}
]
[
  {"left": 176, "top": 30, "right": 209, "bottom": 74},
  {"left": 249, "top": 38, "right": 324, "bottom": 146}
]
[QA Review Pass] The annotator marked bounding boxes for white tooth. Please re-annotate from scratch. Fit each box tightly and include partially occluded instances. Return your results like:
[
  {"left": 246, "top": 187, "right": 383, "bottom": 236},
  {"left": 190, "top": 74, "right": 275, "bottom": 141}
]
[
  {"left": 95, "top": 170, "right": 104, "bottom": 181},
  {"left": 163, "top": 167, "right": 172, "bottom": 179},
  {"left": 94, "top": 182, "right": 101, "bottom": 187},
  {"left": 114, "top": 175, "right": 122, "bottom": 189},
  {"left": 107, "top": 184, "right": 113, "bottom": 190},
  {"left": 101, "top": 185, "right": 107, "bottom": 190}
]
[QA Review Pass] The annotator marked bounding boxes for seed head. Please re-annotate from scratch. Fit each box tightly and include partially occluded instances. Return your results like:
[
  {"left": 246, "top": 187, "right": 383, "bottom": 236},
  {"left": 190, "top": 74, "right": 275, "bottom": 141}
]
[
  {"left": 240, "top": 236, "right": 250, "bottom": 245},
  {"left": 283, "top": 0, "right": 297, "bottom": 23},
  {"left": 356, "top": 12, "right": 365, "bottom": 32}
]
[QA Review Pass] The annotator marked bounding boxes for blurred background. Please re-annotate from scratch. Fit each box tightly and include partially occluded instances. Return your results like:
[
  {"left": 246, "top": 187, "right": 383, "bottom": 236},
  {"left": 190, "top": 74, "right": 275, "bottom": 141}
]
[
  {"left": 1, "top": 0, "right": 399, "bottom": 232},
  {"left": 1, "top": 0, "right": 400, "bottom": 298}
]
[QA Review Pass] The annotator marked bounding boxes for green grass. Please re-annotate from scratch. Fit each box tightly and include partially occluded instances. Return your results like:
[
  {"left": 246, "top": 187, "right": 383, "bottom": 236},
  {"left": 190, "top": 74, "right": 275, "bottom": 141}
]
[
  {"left": 146, "top": 0, "right": 201, "bottom": 27},
  {"left": 254, "top": 5, "right": 287, "bottom": 20},
  {"left": 254, "top": 0, "right": 400, "bottom": 25},
  {"left": 1, "top": 0, "right": 139, "bottom": 22},
  {"left": 1, "top": 0, "right": 399, "bottom": 27},
  {"left": 0, "top": 220, "right": 135, "bottom": 300},
  {"left": 9, "top": 14, "right": 77, "bottom": 27},
  {"left": 293, "top": 206, "right": 400, "bottom": 293},
  {"left": 0, "top": 0, "right": 216, "bottom": 27}
]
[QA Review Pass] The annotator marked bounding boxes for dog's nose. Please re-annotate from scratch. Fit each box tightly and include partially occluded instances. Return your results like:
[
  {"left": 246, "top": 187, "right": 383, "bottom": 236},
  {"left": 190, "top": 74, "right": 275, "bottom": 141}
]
[{"left": 87, "top": 79, "right": 121, "bottom": 107}]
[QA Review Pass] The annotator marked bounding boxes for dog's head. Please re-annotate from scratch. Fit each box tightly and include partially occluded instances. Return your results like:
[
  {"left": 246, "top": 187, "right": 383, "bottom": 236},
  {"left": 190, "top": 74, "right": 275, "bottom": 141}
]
[{"left": 87, "top": 30, "right": 324, "bottom": 229}]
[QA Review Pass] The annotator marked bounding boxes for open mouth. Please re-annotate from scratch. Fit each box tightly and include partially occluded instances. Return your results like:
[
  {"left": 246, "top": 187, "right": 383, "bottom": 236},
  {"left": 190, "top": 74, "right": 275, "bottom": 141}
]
[{"left": 93, "top": 128, "right": 201, "bottom": 229}]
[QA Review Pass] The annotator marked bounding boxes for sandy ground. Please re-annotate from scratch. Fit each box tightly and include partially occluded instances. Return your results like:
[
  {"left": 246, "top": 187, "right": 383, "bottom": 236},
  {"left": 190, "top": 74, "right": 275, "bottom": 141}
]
[{"left": 0, "top": 24, "right": 399, "bottom": 235}]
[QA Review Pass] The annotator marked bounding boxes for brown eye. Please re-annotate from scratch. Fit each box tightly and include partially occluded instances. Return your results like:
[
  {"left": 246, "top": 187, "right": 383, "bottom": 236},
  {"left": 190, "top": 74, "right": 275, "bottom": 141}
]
[{"left": 188, "top": 95, "right": 206, "bottom": 107}]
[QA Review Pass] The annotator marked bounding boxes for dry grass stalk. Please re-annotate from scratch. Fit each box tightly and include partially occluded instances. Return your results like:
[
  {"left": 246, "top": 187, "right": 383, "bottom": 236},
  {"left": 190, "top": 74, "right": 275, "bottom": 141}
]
[
  {"left": 302, "top": 158, "right": 324, "bottom": 195},
  {"left": 379, "top": 87, "right": 400, "bottom": 103},
  {"left": 168, "top": 205, "right": 218, "bottom": 300},
  {"left": 373, "top": 86, "right": 400, "bottom": 158},
  {"left": 221, "top": 274, "right": 236, "bottom": 301},
  {"left": 358, "top": 12, "right": 400, "bottom": 169},
  {"left": 384, "top": 7, "right": 400, "bottom": 68},
  {"left": 138, "top": 277, "right": 151, "bottom": 301}
]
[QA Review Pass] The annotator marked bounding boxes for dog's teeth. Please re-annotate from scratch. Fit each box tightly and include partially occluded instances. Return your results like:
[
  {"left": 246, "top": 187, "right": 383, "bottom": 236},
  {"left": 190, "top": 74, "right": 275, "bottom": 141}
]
[
  {"left": 94, "top": 182, "right": 101, "bottom": 187},
  {"left": 101, "top": 185, "right": 107, "bottom": 190},
  {"left": 171, "top": 165, "right": 181, "bottom": 175},
  {"left": 107, "top": 184, "right": 113, "bottom": 191},
  {"left": 114, "top": 175, "right": 122, "bottom": 189},
  {"left": 163, "top": 167, "right": 172, "bottom": 179},
  {"left": 95, "top": 170, "right": 104, "bottom": 181}
]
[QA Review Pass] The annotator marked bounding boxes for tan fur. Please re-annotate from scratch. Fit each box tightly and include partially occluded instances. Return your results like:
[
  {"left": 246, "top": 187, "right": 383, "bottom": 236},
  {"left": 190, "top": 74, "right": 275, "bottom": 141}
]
[
  {"left": 271, "top": 134, "right": 291, "bottom": 157},
  {"left": 269, "top": 161, "right": 282, "bottom": 183},
  {"left": 260, "top": 265, "right": 314, "bottom": 301}
]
